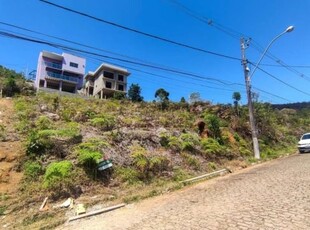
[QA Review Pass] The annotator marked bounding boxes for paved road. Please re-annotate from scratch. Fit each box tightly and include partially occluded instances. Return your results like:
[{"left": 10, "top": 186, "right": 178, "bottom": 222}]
[{"left": 61, "top": 154, "right": 310, "bottom": 230}]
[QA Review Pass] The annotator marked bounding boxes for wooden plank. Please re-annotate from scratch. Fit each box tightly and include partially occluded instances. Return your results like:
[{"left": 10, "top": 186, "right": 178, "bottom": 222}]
[
  {"left": 68, "top": 203, "right": 126, "bottom": 222},
  {"left": 39, "top": 197, "right": 48, "bottom": 211},
  {"left": 181, "top": 169, "right": 229, "bottom": 184}
]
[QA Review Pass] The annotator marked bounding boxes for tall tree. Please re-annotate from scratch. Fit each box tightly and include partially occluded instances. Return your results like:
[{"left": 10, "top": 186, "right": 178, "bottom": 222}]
[
  {"left": 155, "top": 88, "right": 169, "bottom": 110},
  {"left": 189, "top": 92, "right": 201, "bottom": 104},
  {"left": 128, "top": 83, "right": 143, "bottom": 102},
  {"left": 232, "top": 92, "right": 241, "bottom": 115},
  {"left": 180, "top": 97, "right": 186, "bottom": 103},
  {"left": 155, "top": 88, "right": 169, "bottom": 102}
]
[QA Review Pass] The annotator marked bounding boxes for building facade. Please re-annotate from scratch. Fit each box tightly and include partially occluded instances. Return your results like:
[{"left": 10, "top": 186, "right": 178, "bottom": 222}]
[
  {"left": 84, "top": 63, "right": 130, "bottom": 99},
  {"left": 35, "top": 51, "right": 86, "bottom": 93}
]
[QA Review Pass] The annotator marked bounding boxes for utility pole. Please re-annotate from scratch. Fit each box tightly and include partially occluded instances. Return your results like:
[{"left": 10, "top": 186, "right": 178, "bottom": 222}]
[{"left": 240, "top": 38, "right": 260, "bottom": 159}]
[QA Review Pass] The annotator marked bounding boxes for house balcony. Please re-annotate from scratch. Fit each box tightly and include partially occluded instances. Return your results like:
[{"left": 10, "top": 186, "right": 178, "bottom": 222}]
[
  {"left": 45, "top": 61, "right": 62, "bottom": 70},
  {"left": 46, "top": 71, "right": 79, "bottom": 84}
]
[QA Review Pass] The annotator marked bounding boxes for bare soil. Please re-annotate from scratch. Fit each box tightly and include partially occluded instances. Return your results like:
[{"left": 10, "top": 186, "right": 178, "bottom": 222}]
[{"left": 0, "top": 98, "right": 23, "bottom": 194}]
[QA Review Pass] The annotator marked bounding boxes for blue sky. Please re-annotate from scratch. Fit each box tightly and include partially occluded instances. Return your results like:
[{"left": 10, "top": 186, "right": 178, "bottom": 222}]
[{"left": 0, "top": 0, "right": 309, "bottom": 104}]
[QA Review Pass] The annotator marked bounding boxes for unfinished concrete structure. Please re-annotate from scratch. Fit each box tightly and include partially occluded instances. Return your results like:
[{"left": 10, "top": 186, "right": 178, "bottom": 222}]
[{"left": 84, "top": 63, "right": 130, "bottom": 99}]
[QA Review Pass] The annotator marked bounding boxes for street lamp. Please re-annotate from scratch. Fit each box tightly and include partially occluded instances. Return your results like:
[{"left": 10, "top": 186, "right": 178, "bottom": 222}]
[{"left": 240, "top": 26, "right": 294, "bottom": 159}]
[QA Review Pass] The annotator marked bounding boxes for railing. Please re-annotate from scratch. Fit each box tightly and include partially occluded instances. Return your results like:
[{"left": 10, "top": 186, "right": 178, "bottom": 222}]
[
  {"left": 45, "top": 61, "right": 62, "bottom": 69},
  {"left": 46, "top": 71, "right": 79, "bottom": 83}
]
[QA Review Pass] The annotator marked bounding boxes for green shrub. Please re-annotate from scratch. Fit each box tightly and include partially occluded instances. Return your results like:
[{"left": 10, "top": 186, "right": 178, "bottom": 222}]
[
  {"left": 77, "top": 149, "right": 102, "bottom": 168},
  {"left": 78, "top": 138, "right": 109, "bottom": 151},
  {"left": 0, "top": 124, "right": 6, "bottom": 141},
  {"left": 60, "top": 108, "right": 76, "bottom": 122},
  {"left": 207, "top": 162, "right": 217, "bottom": 170},
  {"left": 172, "top": 168, "right": 190, "bottom": 181},
  {"left": 233, "top": 133, "right": 241, "bottom": 142},
  {"left": 130, "top": 144, "right": 170, "bottom": 178},
  {"left": 24, "top": 161, "right": 43, "bottom": 180},
  {"left": 37, "top": 122, "right": 81, "bottom": 141},
  {"left": 35, "top": 116, "right": 53, "bottom": 130},
  {"left": 159, "top": 133, "right": 170, "bottom": 147},
  {"left": 204, "top": 114, "right": 222, "bottom": 142},
  {"left": 131, "top": 145, "right": 149, "bottom": 173},
  {"left": 90, "top": 115, "right": 115, "bottom": 131},
  {"left": 201, "top": 138, "right": 226, "bottom": 157},
  {"left": 167, "top": 136, "right": 182, "bottom": 152},
  {"left": 43, "top": 161, "right": 73, "bottom": 189},
  {"left": 25, "top": 131, "right": 53, "bottom": 156},
  {"left": 239, "top": 146, "right": 252, "bottom": 157},
  {"left": 181, "top": 152, "right": 200, "bottom": 170},
  {"left": 115, "top": 167, "right": 140, "bottom": 185},
  {"left": 261, "top": 148, "right": 277, "bottom": 159},
  {"left": 149, "top": 156, "right": 170, "bottom": 174},
  {"left": 0, "top": 206, "right": 6, "bottom": 215},
  {"left": 180, "top": 133, "right": 200, "bottom": 151}
]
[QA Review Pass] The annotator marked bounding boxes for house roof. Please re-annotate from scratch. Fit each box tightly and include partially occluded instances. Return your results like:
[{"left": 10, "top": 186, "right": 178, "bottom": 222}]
[
  {"left": 41, "top": 51, "right": 63, "bottom": 61},
  {"left": 85, "top": 63, "right": 130, "bottom": 79}
]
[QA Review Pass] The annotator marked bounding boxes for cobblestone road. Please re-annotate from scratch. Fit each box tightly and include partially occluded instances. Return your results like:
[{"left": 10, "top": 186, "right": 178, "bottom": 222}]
[{"left": 61, "top": 154, "right": 310, "bottom": 230}]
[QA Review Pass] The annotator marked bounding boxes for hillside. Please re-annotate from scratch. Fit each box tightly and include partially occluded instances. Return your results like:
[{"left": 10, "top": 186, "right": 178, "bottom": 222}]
[{"left": 0, "top": 91, "right": 309, "bottom": 229}]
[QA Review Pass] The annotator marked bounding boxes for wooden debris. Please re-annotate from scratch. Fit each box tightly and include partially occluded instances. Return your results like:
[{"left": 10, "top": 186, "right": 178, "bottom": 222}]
[
  {"left": 69, "top": 203, "right": 126, "bottom": 222},
  {"left": 39, "top": 197, "right": 48, "bottom": 211},
  {"left": 75, "top": 204, "right": 86, "bottom": 215},
  {"left": 180, "top": 169, "right": 230, "bottom": 184}
]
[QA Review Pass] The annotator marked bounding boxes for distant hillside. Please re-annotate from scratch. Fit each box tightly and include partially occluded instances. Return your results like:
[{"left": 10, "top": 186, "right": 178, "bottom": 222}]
[{"left": 272, "top": 102, "right": 310, "bottom": 110}]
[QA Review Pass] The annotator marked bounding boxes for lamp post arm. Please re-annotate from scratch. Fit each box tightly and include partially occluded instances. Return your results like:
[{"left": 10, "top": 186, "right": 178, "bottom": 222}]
[{"left": 249, "top": 30, "right": 287, "bottom": 79}]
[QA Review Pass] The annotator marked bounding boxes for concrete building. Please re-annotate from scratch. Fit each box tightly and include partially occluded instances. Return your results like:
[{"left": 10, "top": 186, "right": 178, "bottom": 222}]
[
  {"left": 35, "top": 51, "right": 86, "bottom": 93},
  {"left": 84, "top": 63, "right": 130, "bottom": 99}
]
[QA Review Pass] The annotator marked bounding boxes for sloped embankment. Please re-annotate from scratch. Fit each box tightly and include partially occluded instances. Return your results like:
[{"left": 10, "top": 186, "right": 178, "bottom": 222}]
[{"left": 0, "top": 98, "right": 23, "bottom": 194}]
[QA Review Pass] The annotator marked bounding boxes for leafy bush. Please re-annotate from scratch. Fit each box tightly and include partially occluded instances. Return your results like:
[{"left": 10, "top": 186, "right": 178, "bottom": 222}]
[
  {"left": 78, "top": 138, "right": 109, "bottom": 151},
  {"left": 181, "top": 152, "right": 200, "bottom": 170},
  {"left": 24, "top": 161, "right": 43, "bottom": 180},
  {"left": 90, "top": 115, "right": 115, "bottom": 131},
  {"left": 172, "top": 168, "right": 190, "bottom": 181},
  {"left": 180, "top": 133, "right": 200, "bottom": 151},
  {"left": 201, "top": 138, "right": 226, "bottom": 157},
  {"left": 167, "top": 136, "right": 183, "bottom": 152},
  {"left": 204, "top": 114, "right": 223, "bottom": 143},
  {"left": 25, "top": 131, "right": 53, "bottom": 156},
  {"left": 38, "top": 122, "right": 81, "bottom": 141},
  {"left": 131, "top": 145, "right": 149, "bottom": 173},
  {"left": 43, "top": 161, "right": 73, "bottom": 189},
  {"left": 77, "top": 149, "right": 102, "bottom": 167},
  {"left": 115, "top": 167, "right": 140, "bottom": 185},
  {"left": 130, "top": 144, "right": 170, "bottom": 178},
  {"left": 35, "top": 116, "right": 53, "bottom": 130},
  {"left": 0, "top": 124, "right": 6, "bottom": 141}
]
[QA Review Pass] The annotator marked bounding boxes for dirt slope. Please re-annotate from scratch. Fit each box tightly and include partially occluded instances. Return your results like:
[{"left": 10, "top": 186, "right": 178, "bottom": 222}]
[{"left": 0, "top": 98, "right": 23, "bottom": 194}]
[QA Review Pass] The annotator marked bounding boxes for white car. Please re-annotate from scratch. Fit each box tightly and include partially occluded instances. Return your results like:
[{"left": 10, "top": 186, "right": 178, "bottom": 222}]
[{"left": 298, "top": 133, "right": 310, "bottom": 153}]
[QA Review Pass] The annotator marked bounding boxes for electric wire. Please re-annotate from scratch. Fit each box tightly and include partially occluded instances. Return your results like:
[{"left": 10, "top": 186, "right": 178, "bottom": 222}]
[
  {"left": 254, "top": 65, "right": 310, "bottom": 96},
  {"left": 169, "top": 0, "right": 310, "bottom": 82},
  {"left": 0, "top": 29, "right": 292, "bottom": 102},
  {"left": 39, "top": 0, "right": 241, "bottom": 61}
]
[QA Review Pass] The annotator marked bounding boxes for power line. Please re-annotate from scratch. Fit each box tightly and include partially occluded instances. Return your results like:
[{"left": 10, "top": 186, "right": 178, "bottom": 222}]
[
  {"left": 0, "top": 30, "right": 242, "bottom": 87},
  {"left": 79, "top": 46, "right": 291, "bottom": 102},
  {"left": 39, "top": 0, "right": 241, "bottom": 61},
  {"left": 169, "top": 0, "right": 247, "bottom": 40},
  {"left": 0, "top": 28, "right": 291, "bottom": 102},
  {"left": 255, "top": 65, "right": 310, "bottom": 97},
  {"left": 169, "top": 1, "right": 310, "bottom": 83}
]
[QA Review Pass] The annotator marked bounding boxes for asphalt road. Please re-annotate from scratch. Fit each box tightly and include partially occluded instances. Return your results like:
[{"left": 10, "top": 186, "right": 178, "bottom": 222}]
[{"left": 60, "top": 153, "right": 310, "bottom": 230}]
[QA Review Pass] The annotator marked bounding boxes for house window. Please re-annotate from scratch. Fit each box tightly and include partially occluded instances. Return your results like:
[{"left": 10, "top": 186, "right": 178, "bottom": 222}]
[
  {"left": 104, "top": 71, "right": 114, "bottom": 79},
  {"left": 106, "top": 81, "right": 112, "bottom": 89},
  {"left": 70, "top": 62, "right": 78, "bottom": 68},
  {"left": 118, "top": 75, "right": 124, "bottom": 81},
  {"left": 118, "top": 84, "right": 124, "bottom": 91}
]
